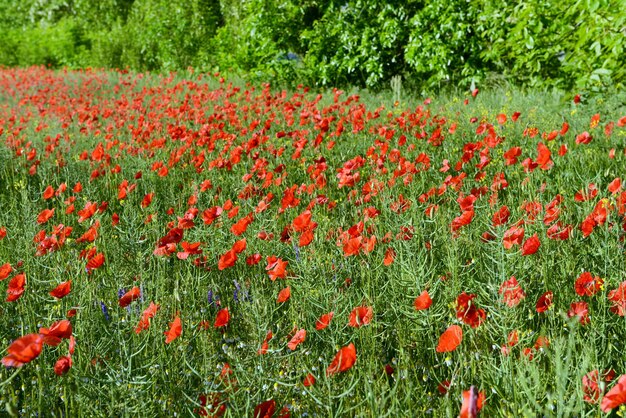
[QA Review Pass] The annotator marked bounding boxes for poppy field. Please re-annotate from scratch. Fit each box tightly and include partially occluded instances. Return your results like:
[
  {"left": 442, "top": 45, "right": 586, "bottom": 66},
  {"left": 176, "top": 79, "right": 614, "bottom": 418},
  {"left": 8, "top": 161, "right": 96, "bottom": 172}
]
[{"left": 2, "top": 66, "right": 626, "bottom": 417}]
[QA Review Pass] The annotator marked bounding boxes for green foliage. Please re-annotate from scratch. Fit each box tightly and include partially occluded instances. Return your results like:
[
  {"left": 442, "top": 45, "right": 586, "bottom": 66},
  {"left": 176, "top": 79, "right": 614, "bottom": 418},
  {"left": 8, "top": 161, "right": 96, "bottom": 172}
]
[
  {"left": 302, "top": 1, "right": 419, "bottom": 88},
  {"left": 0, "top": 0, "right": 624, "bottom": 91}
]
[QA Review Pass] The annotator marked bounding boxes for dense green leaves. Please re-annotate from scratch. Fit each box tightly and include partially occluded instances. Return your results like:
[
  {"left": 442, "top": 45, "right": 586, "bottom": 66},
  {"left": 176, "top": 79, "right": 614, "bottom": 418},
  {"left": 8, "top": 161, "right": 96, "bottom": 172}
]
[{"left": 0, "top": 0, "right": 624, "bottom": 91}]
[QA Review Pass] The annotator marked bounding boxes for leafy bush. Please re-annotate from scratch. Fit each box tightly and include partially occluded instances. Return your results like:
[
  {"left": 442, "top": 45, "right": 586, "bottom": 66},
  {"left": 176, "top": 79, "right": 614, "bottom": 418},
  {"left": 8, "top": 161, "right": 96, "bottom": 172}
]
[{"left": 0, "top": 0, "right": 623, "bottom": 91}]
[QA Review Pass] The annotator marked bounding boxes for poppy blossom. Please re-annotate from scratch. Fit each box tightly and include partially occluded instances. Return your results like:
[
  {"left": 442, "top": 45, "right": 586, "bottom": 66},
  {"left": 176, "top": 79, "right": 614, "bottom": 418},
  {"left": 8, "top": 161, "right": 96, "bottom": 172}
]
[
  {"left": 50, "top": 281, "right": 71, "bottom": 299},
  {"left": 456, "top": 293, "right": 485, "bottom": 328},
  {"left": 498, "top": 277, "right": 525, "bottom": 308},
  {"left": 266, "top": 256, "right": 288, "bottom": 281},
  {"left": 232, "top": 238, "right": 247, "bottom": 254},
  {"left": 258, "top": 330, "right": 273, "bottom": 355},
  {"left": 253, "top": 399, "right": 276, "bottom": 418},
  {"left": 601, "top": 374, "right": 626, "bottom": 413},
  {"left": 583, "top": 370, "right": 602, "bottom": 403},
  {"left": 277, "top": 286, "right": 291, "bottom": 303},
  {"left": 214, "top": 308, "right": 230, "bottom": 328},
  {"left": 326, "top": 343, "right": 357, "bottom": 375},
  {"left": 492, "top": 205, "right": 510, "bottom": 226},
  {"left": 0, "top": 263, "right": 11, "bottom": 280},
  {"left": 77, "top": 201, "right": 98, "bottom": 222},
  {"left": 2, "top": 334, "right": 44, "bottom": 368},
  {"left": 342, "top": 236, "right": 362, "bottom": 256},
  {"left": 6, "top": 273, "right": 26, "bottom": 302},
  {"left": 608, "top": 281, "right": 626, "bottom": 316},
  {"left": 40, "top": 320, "right": 72, "bottom": 346},
  {"left": 503, "top": 225, "right": 524, "bottom": 249},
  {"left": 348, "top": 306, "right": 373, "bottom": 327},
  {"left": 287, "top": 329, "right": 306, "bottom": 350},
  {"left": 54, "top": 355, "right": 72, "bottom": 376},
  {"left": 383, "top": 247, "right": 395, "bottom": 266},
  {"left": 177, "top": 241, "right": 202, "bottom": 260},
  {"left": 43, "top": 185, "right": 55, "bottom": 200},
  {"left": 141, "top": 193, "right": 154, "bottom": 208},
  {"left": 135, "top": 302, "right": 160, "bottom": 334},
  {"left": 574, "top": 272, "right": 603, "bottom": 297},
  {"left": 568, "top": 301, "right": 589, "bottom": 325},
  {"left": 536, "top": 291, "right": 553, "bottom": 313},
  {"left": 218, "top": 249, "right": 237, "bottom": 270},
  {"left": 118, "top": 286, "right": 141, "bottom": 307},
  {"left": 315, "top": 312, "right": 334, "bottom": 330},
  {"left": 436, "top": 325, "right": 463, "bottom": 353},
  {"left": 521, "top": 234, "right": 540, "bottom": 256},
  {"left": 414, "top": 290, "right": 433, "bottom": 311},
  {"left": 86, "top": 252, "right": 105, "bottom": 271},
  {"left": 37, "top": 208, "right": 55, "bottom": 224},
  {"left": 303, "top": 373, "right": 316, "bottom": 387},
  {"left": 460, "top": 386, "right": 485, "bottom": 418},
  {"left": 164, "top": 315, "right": 182, "bottom": 344}
]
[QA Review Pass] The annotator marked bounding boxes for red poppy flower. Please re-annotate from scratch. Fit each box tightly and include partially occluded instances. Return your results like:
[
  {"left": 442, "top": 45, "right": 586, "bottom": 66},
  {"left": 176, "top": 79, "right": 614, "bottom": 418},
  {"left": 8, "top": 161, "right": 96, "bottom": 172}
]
[
  {"left": 303, "top": 373, "right": 316, "bottom": 387},
  {"left": 576, "top": 131, "right": 593, "bottom": 145},
  {"left": 499, "top": 277, "right": 525, "bottom": 308},
  {"left": 258, "top": 330, "right": 273, "bottom": 355},
  {"left": 214, "top": 308, "right": 230, "bottom": 328},
  {"left": 254, "top": 399, "right": 276, "bottom": 418},
  {"left": 277, "top": 286, "right": 291, "bottom": 304},
  {"left": 232, "top": 238, "right": 247, "bottom": 254},
  {"left": 348, "top": 306, "right": 373, "bottom": 327},
  {"left": 343, "top": 236, "right": 362, "bottom": 256},
  {"left": 460, "top": 387, "right": 485, "bottom": 418},
  {"left": 54, "top": 355, "right": 72, "bottom": 376},
  {"left": 218, "top": 249, "right": 237, "bottom": 270},
  {"left": 2, "top": 334, "right": 44, "bottom": 368},
  {"left": 414, "top": 290, "right": 432, "bottom": 311},
  {"left": 37, "top": 208, "right": 55, "bottom": 224},
  {"left": 574, "top": 272, "right": 603, "bottom": 297},
  {"left": 456, "top": 293, "right": 485, "bottom": 328},
  {"left": 287, "top": 329, "right": 306, "bottom": 350},
  {"left": 164, "top": 315, "right": 182, "bottom": 344},
  {"left": 50, "top": 281, "right": 71, "bottom": 299},
  {"left": 246, "top": 253, "right": 262, "bottom": 265},
  {"left": 315, "top": 312, "right": 334, "bottom": 330},
  {"left": 326, "top": 343, "right": 357, "bottom": 376},
  {"left": 141, "top": 193, "right": 154, "bottom": 208},
  {"left": 451, "top": 210, "right": 474, "bottom": 233},
  {"left": 135, "top": 302, "right": 160, "bottom": 334},
  {"left": 6, "top": 273, "right": 26, "bottom": 302},
  {"left": 266, "top": 256, "right": 288, "bottom": 281},
  {"left": 86, "top": 252, "right": 105, "bottom": 271},
  {"left": 0, "top": 263, "right": 11, "bottom": 280},
  {"left": 76, "top": 223, "right": 99, "bottom": 243},
  {"left": 536, "top": 291, "right": 553, "bottom": 313},
  {"left": 119, "top": 286, "right": 141, "bottom": 307},
  {"left": 436, "top": 325, "right": 463, "bottom": 353},
  {"left": 601, "top": 374, "right": 626, "bottom": 413},
  {"left": 40, "top": 319, "right": 72, "bottom": 346},
  {"left": 77, "top": 201, "right": 98, "bottom": 222},
  {"left": 383, "top": 247, "right": 395, "bottom": 266},
  {"left": 568, "top": 301, "right": 589, "bottom": 325},
  {"left": 492, "top": 205, "right": 510, "bottom": 226},
  {"left": 521, "top": 234, "right": 540, "bottom": 256},
  {"left": 43, "top": 185, "right": 55, "bottom": 200},
  {"left": 608, "top": 281, "right": 626, "bottom": 316},
  {"left": 583, "top": 370, "right": 602, "bottom": 404},
  {"left": 503, "top": 225, "right": 524, "bottom": 249}
]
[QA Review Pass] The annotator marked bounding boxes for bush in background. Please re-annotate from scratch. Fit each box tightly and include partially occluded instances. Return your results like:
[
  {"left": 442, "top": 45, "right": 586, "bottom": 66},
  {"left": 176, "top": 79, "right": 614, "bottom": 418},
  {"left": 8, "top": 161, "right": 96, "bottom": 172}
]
[{"left": 0, "top": 0, "right": 623, "bottom": 91}]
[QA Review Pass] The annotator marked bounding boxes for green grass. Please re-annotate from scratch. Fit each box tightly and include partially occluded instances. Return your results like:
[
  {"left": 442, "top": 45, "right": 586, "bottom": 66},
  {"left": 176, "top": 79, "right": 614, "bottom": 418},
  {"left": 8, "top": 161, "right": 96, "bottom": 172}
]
[{"left": 1, "top": 66, "right": 626, "bottom": 417}]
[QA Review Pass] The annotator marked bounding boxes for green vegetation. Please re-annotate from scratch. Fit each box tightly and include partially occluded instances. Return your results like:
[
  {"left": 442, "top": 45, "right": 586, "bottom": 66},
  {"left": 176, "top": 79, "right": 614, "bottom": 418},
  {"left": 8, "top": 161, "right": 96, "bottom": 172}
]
[
  {"left": 0, "top": 0, "right": 624, "bottom": 91},
  {"left": 1, "top": 66, "right": 626, "bottom": 416}
]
